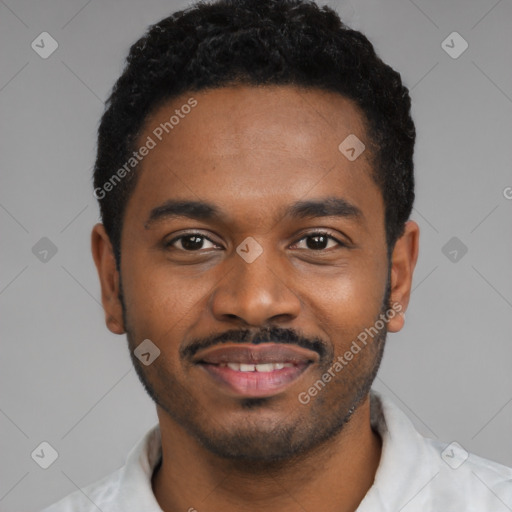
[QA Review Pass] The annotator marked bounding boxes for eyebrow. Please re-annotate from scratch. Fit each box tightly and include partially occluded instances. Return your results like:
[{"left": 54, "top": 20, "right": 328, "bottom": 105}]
[{"left": 145, "top": 196, "right": 363, "bottom": 228}]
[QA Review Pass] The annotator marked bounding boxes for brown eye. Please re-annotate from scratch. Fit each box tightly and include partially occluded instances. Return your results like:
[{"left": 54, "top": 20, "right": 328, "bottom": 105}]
[
  {"left": 166, "top": 234, "right": 219, "bottom": 251},
  {"left": 292, "top": 232, "right": 345, "bottom": 251}
]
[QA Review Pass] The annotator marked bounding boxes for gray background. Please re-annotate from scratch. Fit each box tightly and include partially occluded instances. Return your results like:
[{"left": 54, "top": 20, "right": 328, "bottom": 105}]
[{"left": 1, "top": 0, "right": 511, "bottom": 510}]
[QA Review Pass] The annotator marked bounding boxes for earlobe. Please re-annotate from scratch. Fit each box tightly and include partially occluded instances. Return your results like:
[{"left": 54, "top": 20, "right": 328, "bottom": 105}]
[
  {"left": 387, "top": 220, "right": 420, "bottom": 333},
  {"left": 91, "top": 223, "right": 126, "bottom": 335},
  {"left": 106, "top": 315, "right": 124, "bottom": 335}
]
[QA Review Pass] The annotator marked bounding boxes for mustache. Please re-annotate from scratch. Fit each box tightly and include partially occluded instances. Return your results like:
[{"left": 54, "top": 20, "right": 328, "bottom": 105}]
[{"left": 180, "top": 326, "right": 330, "bottom": 362}]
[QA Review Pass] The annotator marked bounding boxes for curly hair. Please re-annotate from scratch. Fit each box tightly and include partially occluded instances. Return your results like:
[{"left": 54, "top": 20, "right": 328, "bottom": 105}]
[{"left": 93, "top": 0, "right": 415, "bottom": 266}]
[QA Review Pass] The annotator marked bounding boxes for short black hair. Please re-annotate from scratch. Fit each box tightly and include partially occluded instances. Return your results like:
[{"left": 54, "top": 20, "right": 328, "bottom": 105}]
[{"left": 93, "top": 0, "right": 415, "bottom": 266}]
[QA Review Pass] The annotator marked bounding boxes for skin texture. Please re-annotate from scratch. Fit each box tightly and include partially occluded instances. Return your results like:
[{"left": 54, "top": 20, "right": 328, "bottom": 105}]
[{"left": 92, "top": 85, "right": 419, "bottom": 512}]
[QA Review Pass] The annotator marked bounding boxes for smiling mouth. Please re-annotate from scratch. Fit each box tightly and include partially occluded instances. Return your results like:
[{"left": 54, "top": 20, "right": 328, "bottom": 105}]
[
  {"left": 193, "top": 343, "right": 318, "bottom": 398},
  {"left": 215, "top": 362, "right": 297, "bottom": 372}
]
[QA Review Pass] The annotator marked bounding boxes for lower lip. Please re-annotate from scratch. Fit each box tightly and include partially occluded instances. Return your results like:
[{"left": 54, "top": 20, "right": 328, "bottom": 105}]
[{"left": 199, "top": 363, "right": 310, "bottom": 398}]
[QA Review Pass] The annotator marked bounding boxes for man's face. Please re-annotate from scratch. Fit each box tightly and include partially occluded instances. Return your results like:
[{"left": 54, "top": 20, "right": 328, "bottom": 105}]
[{"left": 114, "top": 86, "right": 395, "bottom": 461}]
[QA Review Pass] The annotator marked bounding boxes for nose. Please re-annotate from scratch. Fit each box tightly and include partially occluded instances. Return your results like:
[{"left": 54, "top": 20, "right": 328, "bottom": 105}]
[{"left": 209, "top": 245, "right": 301, "bottom": 327}]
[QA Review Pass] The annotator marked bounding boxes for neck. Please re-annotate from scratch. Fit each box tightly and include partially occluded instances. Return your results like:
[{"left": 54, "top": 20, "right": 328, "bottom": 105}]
[{"left": 152, "top": 395, "right": 381, "bottom": 512}]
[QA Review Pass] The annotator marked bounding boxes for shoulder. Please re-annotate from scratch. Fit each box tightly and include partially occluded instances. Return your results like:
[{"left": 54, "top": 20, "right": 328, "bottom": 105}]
[
  {"left": 38, "top": 423, "right": 162, "bottom": 512},
  {"left": 424, "top": 437, "right": 512, "bottom": 508},
  {"left": 39, "top": 467, "right": 124, "bottom": 512},
  {"left": 368, "top": 391, "right": 512, "bottom": 510}
]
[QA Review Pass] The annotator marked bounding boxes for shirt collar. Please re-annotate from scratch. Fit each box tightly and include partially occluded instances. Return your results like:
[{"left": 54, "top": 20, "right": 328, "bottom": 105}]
[{"left": 356, "top": 391, "right": 439, "bottom": 511}]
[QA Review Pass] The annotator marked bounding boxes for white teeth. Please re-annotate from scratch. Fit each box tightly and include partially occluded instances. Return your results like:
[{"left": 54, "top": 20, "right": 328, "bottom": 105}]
[
  {"left": 222, "top": 362, "right": 294, "bottom": 372},
  {"left": 254, "top": 363, "right": 274, "bottom": 372}
]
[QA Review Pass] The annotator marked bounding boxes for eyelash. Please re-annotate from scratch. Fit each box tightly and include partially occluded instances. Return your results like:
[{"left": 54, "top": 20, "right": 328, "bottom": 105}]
[{"left": 165, "top": 231, "right": 347, "bottom": 252}]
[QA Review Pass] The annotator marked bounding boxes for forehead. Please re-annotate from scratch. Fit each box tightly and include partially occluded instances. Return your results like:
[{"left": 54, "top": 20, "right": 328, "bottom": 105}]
[
  {"left": 142, "top": 85, "right": 369, "bottom": 162},
  {"left": 125, "top": 85, "right": 383, "bottom": 233}
]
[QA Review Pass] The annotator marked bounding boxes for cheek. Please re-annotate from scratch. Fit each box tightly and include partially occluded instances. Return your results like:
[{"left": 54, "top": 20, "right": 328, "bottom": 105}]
[
  {"left": 120, "top": 251, "right": 220, "bottom": 339},
  {"left": 304, "top": 260, "right": 387, "bottom": 343},
  {"left": 120, "top": 256, "right": 180, "bottom": 334}
]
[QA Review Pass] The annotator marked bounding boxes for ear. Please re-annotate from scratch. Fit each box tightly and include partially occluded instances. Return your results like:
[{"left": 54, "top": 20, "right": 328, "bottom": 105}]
[
  {"left": 91, "top": 223, "right": 125, "bottom": 335},
  {"left": 387, "top": 220, "right": 420, "bottom": 333}
]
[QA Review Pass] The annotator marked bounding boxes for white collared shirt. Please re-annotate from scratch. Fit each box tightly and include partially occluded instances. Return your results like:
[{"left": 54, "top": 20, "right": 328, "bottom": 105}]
[{"left": 40, "top": 390, "right": 512, "bottom": 511}]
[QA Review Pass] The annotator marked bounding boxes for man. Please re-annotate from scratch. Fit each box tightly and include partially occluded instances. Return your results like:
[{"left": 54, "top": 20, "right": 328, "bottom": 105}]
[{"left": 41, "top": 0, "right": 512, "bottom": 510}]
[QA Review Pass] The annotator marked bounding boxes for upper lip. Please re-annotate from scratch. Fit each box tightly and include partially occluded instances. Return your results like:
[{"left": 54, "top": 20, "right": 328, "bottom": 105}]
[{"left": 192, "top": 343, "right": 320, "bottom": 365}]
